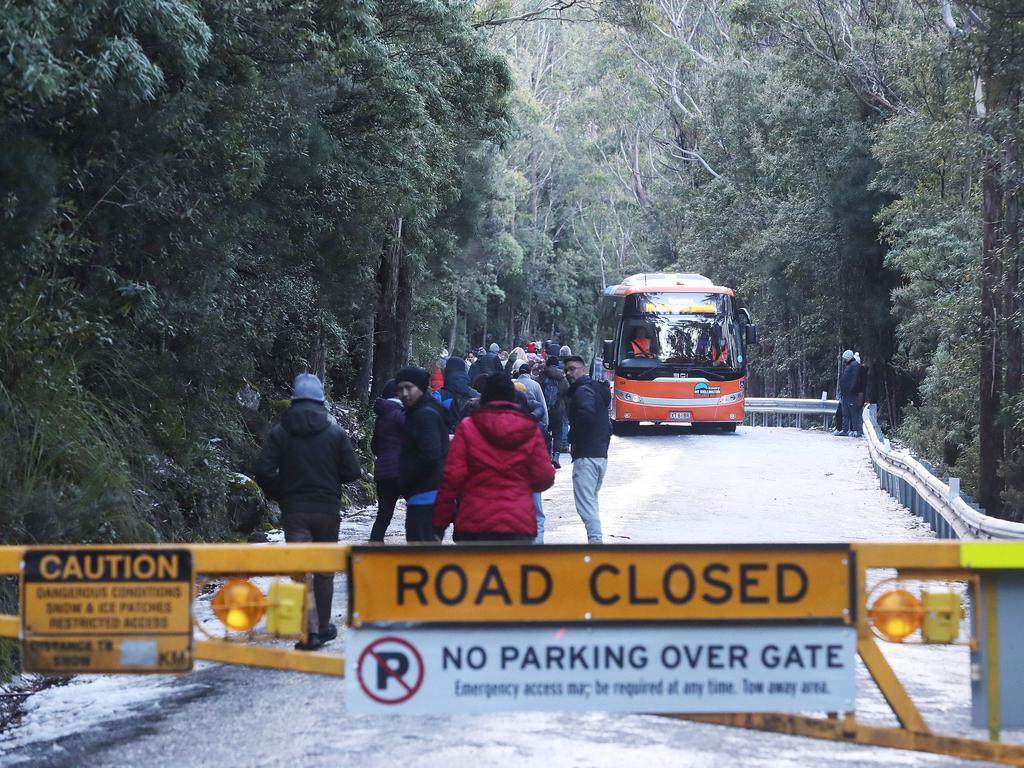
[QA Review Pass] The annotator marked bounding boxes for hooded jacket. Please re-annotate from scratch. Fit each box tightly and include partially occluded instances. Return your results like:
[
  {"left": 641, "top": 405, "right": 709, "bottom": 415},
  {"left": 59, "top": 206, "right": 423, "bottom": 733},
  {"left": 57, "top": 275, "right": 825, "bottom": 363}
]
[
  {"left": 468, "top": 351, "right": 502, "bottom": 380},
  {"left": 517, "top": 373, "right": 548, "bottom": 428},
  {"left": 434, "top": 402, "right": 555, "bottom": 538},
  {"left": 436, "top": 357, "right": 479, "bottom": 431},
  {"left": 255, "top": 400, "right": 362, "bottom": 515},
  {"left": 539, "top": 363, "right": 570, "bottom": 420},
  {"left": 839, "top": 359, "right": 861, "bottom": 397},
  {"left": 399, "top": 395, "right": 450, "bottom": 500},
  {"left": 567, "top": 375, "right": 612, "bottom": 459},
  {"left": 371, "top": 397, "right": 405, "bottom": 480}
]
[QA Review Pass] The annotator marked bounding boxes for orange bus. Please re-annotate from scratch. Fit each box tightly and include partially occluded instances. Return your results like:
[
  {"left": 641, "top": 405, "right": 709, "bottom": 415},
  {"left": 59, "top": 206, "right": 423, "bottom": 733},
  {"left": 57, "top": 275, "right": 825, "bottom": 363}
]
[{"left": 594, "top": 273, "right": 757, "bottom": 434}]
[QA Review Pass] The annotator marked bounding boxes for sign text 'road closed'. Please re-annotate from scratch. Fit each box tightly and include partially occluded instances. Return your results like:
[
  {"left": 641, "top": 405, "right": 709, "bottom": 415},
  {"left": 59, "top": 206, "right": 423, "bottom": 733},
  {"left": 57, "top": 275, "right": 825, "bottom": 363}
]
[{"left": 349, "top": 546, "right": 851, "bottom": 624}]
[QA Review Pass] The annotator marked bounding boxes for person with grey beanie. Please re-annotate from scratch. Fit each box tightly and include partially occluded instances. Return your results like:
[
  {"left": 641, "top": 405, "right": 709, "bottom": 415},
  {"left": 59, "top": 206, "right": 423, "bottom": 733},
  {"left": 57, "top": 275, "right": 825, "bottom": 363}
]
[
  {"left": 469, "top": 342, "right": 503, "bottom": 380},
  {"left": 837, "top": 350, "right": 861, "bottom": 437},
  {"left": 255, "top": 373, "right": 361, "bottom": 650}
]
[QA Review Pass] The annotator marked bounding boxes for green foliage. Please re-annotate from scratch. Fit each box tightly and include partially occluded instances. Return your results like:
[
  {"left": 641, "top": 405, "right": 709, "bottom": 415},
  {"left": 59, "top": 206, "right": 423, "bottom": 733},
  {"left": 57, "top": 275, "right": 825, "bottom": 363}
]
[{"left": 0, "top": 0, "right": 513, "bottom": 556}]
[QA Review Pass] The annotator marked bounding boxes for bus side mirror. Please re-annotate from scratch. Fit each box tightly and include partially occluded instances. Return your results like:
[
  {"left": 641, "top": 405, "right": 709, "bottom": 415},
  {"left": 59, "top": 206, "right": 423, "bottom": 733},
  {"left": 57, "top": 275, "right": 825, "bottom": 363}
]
[
  {"left": 745, "top": 325, "right": 758, "bottom": 345},
  {"left": 602, "top": 339, "right": 615, "bottom": 366}
]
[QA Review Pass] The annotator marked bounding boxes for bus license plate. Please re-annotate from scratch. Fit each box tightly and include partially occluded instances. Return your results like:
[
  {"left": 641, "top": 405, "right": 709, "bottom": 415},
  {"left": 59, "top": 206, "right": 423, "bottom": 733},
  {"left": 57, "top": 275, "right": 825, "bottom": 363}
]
[{"left": 669, "top": 411, "right": 692, "bottom": 421}]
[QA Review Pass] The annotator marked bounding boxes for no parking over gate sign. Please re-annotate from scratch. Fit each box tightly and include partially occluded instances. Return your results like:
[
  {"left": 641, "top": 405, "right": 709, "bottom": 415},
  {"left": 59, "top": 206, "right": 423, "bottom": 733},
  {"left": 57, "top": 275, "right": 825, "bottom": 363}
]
[{"left": 345, "top": 545, "right": 856, "bottom": 715}]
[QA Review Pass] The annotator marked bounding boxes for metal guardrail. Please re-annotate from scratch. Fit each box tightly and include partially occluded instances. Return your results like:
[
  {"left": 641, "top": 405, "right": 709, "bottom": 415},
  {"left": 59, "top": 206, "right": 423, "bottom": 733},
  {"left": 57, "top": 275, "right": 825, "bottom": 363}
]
[
  {"left": 744, "top": 397, "right": 838, "bottom": 428},
  {"left": 862, "top": 406, "right": 1024, "bottom": 541}
]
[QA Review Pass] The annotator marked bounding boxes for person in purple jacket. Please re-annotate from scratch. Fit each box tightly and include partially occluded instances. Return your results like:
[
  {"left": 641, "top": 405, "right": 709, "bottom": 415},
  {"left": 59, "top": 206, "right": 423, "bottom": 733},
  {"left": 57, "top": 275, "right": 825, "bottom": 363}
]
[{"left": 370, "top": 378, "right": 405, "bottom": 542}]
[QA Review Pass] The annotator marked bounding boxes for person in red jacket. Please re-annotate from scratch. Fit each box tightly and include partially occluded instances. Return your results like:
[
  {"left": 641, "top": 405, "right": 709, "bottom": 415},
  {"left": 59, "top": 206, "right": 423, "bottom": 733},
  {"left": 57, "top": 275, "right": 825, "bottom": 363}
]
[{"left": 434, "top": 373, "right": 555, "bottom": 543}]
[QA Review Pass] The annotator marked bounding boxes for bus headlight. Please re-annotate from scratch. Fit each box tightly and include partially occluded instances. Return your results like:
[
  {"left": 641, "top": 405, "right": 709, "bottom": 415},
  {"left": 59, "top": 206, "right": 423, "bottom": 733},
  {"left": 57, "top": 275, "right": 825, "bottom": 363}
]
[
  {"left": 720, "top": 393, "right": 742, "bottom": 404},
  {"left": 616, "top": 390, "right": 641, "bottom": 403}
]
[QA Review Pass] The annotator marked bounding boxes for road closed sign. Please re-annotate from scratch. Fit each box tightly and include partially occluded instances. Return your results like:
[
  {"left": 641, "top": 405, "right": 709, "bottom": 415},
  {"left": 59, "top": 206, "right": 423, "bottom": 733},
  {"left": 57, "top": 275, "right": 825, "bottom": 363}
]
[
  {"left": 346, "top": 625, "right": 857, "bottom": 715},
  {"left": 21, "top": 548, "right": 194, "bottom": 674},
  {"left": 348, "top": 545, "right": 851, "bottom": 624}
]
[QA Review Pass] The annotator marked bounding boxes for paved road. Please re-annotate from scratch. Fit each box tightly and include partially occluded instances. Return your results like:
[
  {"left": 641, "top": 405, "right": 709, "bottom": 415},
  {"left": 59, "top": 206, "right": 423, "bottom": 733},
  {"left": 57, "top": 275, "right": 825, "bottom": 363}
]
[{"left": 1, "top": 427, "right": 1014, "bottom": 767}]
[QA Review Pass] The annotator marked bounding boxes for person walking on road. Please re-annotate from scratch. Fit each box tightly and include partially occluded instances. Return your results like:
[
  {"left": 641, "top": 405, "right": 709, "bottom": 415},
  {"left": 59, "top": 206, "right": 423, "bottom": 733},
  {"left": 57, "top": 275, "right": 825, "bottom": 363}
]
[
  {"left": 395, "top": 366, "right": 449, "bottom": 542},
  {"left": 369, "top": 378, "right": 404, "bottom": 542},
  {"left": 434, "top": 374, "right": 555, "bottom": 543},
  {"left": 254, "top": 373, "right": 361, "bottom": 650},
  {"left": 539, "top": 356, "right": 569, "bottom": 468},
  {"left": 837, "top": 350, "right": 861, "bottom": 437},
  {"left": 564, "top": 355, "right": 611, "bottom": 544},
  {"left": 435, "top": 356, "right": 479, "bottom": 433},
  {"left": 469, "top": 343, "right": 503, "bottom": 380},
  {"left": 515, "top": 366, "right": 550, "bottom": 543}
]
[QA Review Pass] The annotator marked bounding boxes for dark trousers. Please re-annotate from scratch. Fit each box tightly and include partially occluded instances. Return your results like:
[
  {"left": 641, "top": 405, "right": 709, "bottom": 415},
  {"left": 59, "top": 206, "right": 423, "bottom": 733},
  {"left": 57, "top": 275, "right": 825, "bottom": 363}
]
[
  {"left": 547, "top": 416, "right": 561, "bottom": 457},
  {"left": 840, "top": 394, "right": 859, "bottom": 435},
  {"left": 283, "top": 511, "right": 340, "bottom": 636},
  {"left": 405, "top": 503, "right": 437, "bottom": 542},
  {"left": 370, "top": 477, "right": 401, "bottom": 542}
]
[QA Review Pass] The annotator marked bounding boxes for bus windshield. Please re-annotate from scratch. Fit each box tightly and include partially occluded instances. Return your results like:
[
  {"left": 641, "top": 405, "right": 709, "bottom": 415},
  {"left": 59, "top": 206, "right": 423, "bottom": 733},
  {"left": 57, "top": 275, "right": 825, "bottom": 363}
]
[{"left": 617, "top": 292, "right": 743, "bottom": 370}]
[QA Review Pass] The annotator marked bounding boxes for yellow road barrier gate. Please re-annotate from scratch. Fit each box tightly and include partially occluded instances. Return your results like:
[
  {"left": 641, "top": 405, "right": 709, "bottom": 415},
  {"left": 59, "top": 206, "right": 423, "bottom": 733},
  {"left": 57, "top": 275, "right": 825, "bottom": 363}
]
[{"left": 0, "top": 542, "right": 1021, "bottom": 765}]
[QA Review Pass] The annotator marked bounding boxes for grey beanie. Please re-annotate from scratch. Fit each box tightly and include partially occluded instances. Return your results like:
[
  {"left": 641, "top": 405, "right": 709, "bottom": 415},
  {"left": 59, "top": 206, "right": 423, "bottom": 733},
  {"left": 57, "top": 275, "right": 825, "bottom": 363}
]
[
  {"left": 559, "top": 345, "right": 571, "bottom": 357},
  {"left": 291, "top": 373, "right": 325, "bottom": 403},
  {"left": 842, "top": 349, "right": 854, "bottom": 362},
  {"left": 488, "top": 342, "right": 500, "bottom": 354}
]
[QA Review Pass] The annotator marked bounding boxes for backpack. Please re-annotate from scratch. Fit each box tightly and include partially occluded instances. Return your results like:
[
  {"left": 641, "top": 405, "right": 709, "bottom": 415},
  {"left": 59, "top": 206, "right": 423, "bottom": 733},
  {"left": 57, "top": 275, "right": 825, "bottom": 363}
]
[
  {"left": 541, "top": 377, "right": 561, "bottom": 410},
  {"left": 436, "top": 388, "right": 473, "bottom": 433}
]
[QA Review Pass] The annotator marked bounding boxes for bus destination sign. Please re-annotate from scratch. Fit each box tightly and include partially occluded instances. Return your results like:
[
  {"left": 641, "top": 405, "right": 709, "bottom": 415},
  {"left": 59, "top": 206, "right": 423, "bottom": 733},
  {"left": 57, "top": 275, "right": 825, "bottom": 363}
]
[
  {"left": 21, "top": 548, "right": 194, "bottom": 674},
  {"left": 349, "top": 546, "right": 851, "bottom": 626}
]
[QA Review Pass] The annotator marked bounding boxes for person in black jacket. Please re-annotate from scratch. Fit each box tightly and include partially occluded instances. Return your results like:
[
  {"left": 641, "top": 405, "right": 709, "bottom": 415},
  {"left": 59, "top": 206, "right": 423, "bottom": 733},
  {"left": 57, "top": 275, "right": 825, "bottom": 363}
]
[
  {"left": 468, "top": 343, "right": 503, "bottom": 380},
  {"left": 837, "top": 350, "right": 861, "bottom": 437},
  {"left": 370, "top": 378, "right": 404, "bottom": 542},
  {"left": 853, "top": 352, "right": 868, "bottom": 437},
  {"left": 255, "top": 373, "right": 361, "bottom": 650},
  {"left": 564, "top": 355, "right": 611, "bottom": 543},
  {"left": 395, "top": 366, "right": 450, "bottom": 542}
]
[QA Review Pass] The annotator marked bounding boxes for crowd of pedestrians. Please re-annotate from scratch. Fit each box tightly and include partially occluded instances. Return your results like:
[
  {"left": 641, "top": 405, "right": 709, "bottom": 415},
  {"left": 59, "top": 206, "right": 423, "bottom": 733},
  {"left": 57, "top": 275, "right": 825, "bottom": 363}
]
[{"left": 253, "top": 341, "right": 612, "bottom": 648}]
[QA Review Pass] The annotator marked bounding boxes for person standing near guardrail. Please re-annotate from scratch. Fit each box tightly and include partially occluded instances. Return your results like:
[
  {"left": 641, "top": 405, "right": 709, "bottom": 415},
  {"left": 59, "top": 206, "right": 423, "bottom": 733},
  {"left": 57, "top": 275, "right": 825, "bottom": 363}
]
[
  {"left": 564, "top": 355, "right": 612, "bottom": 543},
  {"left": 854, "top": 352, "right": 868, "bottom": 437},
  {"left": 395, "top": 366, "right": 450, "bottom": 542},
  {"left": 254, "top": 373, "right": 362, "bottom": 650},
  {"left": 837, "top": 350, "right": 861, "bottom": 437}
]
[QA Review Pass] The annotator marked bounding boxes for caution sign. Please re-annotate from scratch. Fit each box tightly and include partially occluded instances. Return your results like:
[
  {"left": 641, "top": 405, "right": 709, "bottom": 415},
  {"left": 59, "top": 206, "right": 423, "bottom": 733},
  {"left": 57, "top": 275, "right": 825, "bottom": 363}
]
[
  {"left": 346, "top": 625, "right": 856, "bottom": 714},
  {"left": 349, "top": 545, "right": 851, "bottom": 625},
  {"left": 21, "top": 548, "right": 194, "bottom": 674}
]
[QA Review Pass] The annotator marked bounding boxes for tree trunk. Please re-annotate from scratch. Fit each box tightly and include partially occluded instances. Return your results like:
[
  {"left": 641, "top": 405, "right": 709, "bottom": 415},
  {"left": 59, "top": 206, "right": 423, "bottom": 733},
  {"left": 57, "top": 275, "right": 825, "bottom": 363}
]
[
  {"left": 1003, "top": 86, "right": 1022, "bottom": 466},
  {"left": 372, "top": 217, "right": 404, "bottom": 392},
  {"left": 353, "top": 313, "right": 375, "bottom": 404},
  {"left": 448, "top": 294, "right": 459, "bottom": 354},
  {"left": 310, "top": 330, "right": 328, "bottom": 383},
  {"left": 978, "top": 154, "right": 1004, "bottom": 515}
]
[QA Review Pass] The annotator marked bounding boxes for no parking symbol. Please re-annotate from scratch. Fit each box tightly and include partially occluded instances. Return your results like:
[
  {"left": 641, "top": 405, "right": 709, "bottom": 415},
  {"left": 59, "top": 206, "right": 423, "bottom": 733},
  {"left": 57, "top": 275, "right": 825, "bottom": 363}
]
[{"left": 356, "top": 636, "right": 424, "bottom": 705}]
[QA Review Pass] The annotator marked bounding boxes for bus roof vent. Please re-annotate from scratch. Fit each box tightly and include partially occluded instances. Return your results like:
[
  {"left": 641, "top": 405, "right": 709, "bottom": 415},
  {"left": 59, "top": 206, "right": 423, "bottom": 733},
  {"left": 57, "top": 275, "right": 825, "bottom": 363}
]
[
  {"left": 619, "top": 272, "right": 714, "bottom": 287},
  {"left": 674, "top": 273, "right": 713, "bottom": 285}
]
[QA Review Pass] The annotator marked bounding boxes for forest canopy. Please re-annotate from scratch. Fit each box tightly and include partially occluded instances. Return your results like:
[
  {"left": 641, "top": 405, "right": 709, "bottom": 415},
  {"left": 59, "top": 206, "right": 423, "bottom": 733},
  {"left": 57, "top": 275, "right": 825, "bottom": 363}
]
[{"left": 1, "top": 0, "right": 1021, "bottom": 555}]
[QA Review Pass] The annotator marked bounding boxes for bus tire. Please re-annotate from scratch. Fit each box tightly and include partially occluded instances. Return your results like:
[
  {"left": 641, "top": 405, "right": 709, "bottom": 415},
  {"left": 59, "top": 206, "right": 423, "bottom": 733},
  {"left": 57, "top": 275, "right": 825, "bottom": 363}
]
[
  {"left": 612, "top": 420, "right": 638, "bottom": 436},
  {"left": 719, "top": 422, "right": 737, "bottom": 433}
]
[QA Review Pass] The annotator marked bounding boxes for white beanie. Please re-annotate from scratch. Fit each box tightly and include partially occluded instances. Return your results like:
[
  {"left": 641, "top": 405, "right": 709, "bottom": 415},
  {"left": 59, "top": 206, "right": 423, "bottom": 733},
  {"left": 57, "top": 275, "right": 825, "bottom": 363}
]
[
  {"left": 854, "top": 352, "right": 861, "bottom": 364},
  {"left": 842, "top": 350, "right": 854, "bottom": 362}
]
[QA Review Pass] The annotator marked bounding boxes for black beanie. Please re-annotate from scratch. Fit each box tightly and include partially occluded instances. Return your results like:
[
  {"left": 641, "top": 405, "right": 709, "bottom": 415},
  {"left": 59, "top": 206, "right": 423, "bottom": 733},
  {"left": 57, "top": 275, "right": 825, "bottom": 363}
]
[
  {"left": 381, "top": 378, "right": 398, "bottom": 399},
  {"left": 395, "top": 366, "right": 430, "bottom": 393},
  {"left": 481, "top": 373, "right": 517, "bottom": 405}
]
